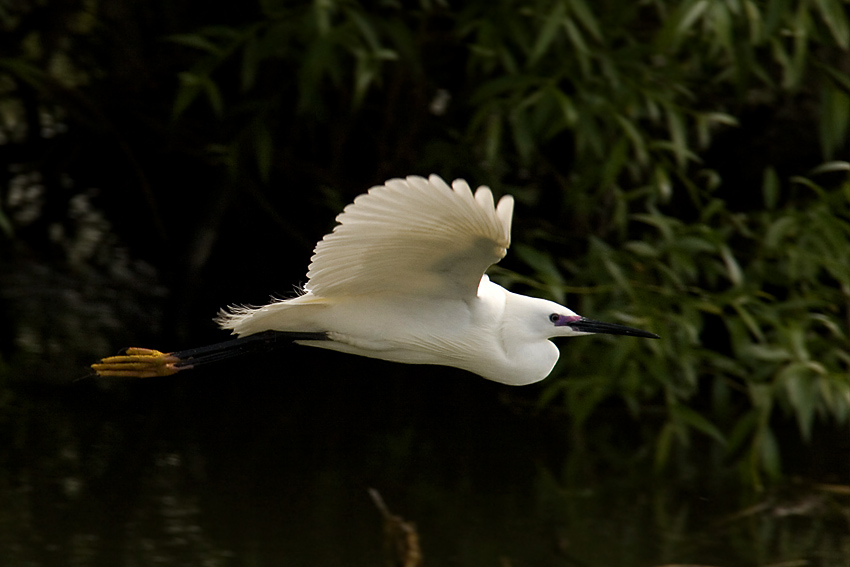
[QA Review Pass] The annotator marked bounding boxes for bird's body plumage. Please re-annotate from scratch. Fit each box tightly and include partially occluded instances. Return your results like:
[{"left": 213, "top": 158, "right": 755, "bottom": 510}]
[
  {"left": 219, "top": 274, "right": 564, "bottom": 385},
  {"left": 93, "top": 174, "right": 658, "bottom": 383}
]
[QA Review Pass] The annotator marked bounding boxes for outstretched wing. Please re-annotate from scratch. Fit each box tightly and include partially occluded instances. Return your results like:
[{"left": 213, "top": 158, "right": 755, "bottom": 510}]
[{"left": 305, "top": 174, "right": 514, "bottom": 299}]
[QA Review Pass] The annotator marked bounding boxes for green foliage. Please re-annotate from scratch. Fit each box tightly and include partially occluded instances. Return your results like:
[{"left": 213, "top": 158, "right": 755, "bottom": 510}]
[
  {"left": 170, "top": 0, "right": 414, "bottom": 182},
  {"left": 540, "top": 169, "right": 850, "bottom": 489},
  {"left": 452, "top": 0, "right": 850, "bottom": 487}
]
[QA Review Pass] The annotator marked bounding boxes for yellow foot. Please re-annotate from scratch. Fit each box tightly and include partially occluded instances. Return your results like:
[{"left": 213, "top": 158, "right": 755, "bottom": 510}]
[{"left": 91, "top": 347, "right": 185, "bottom": 378}]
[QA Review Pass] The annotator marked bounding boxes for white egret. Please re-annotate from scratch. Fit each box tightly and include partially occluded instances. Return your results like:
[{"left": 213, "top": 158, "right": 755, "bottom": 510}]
[{"left": 93, "top": 175, "right": 658, "bottom": 385}]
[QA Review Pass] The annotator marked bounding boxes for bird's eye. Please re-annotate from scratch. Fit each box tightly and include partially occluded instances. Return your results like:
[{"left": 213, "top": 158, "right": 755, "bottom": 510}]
[{"left": 549, "top": 313, "right": 560, "bottom": 323}]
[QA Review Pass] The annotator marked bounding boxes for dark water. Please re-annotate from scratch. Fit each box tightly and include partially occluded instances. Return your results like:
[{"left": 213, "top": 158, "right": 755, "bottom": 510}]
[{"left": 2, "top": 345, "right": 849, "bottom": 567}]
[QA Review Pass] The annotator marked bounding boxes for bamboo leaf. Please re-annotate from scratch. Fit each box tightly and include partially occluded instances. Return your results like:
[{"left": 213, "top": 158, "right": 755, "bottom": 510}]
[
  {"left": 563, "top": 18, "right": 590, "bottom": 75},
  {"left": 240, "top": 32, "right": 260, "bottom": 91},
  {"left": 655, "top": 165, "right": 672, "bottom": 201},
  {"left": 815, "top": 0, "right": 850, "bottom": 48},
  {"left": 810, "top": 161, "right": 850, "bottom": 175},
  {"left": 650, "top": 141, "right": 700, "bottom": 165},
  {"left": 780, "top": 362, "right": 818, "bottom": 441},
  {"left": 167, "top": 33, "right": 225, "bottom": 55},
  {"left": 655, "top": 421, "right": 677, "bottom": 470},
  {"left": 679, "top": 0, "right": 710, "bottom": 37},
  {"left": 173, "top": 72, "right": 204, "bottom": 117},
  {"left": 623, "top": 241, "right": 659, "bottom": 258},
  {"left": 726, "top": 409, "right": 758, "bottom": 456},
  {"left": 509, "top": 108, "right": 535, "bottom": 166},
  {"left": 513, "top": 244, "right": 565, "bottom": 302},
  {"left": 744, "top": 0, "right": 763, "bottom": 43},
  {"left": 790, "top": 175, "right": 826, "bottom": 197},
  {"left": 762, "top": 166, "right": 779, "bottom": 209},
  {"left": 352, "top": 49, "right": 375, "bottom": 107},
  {"left": 568, "top": 0, "right": 602, "bottom": 41},
  {"left": 671, "top": 404, "right": 726, "bottom": 444},
  {"left": 817, "top": 61, "right": 850, "bottom": 95},
  {"left": 709, "top": 1, "right": 734, "bottom": 54},
  {"left": 201, "top": 76, "right": 224, "bottom": 117},
  {"left": 704, "top": 112, "right": 738, "bottom": 126},
  {"left": 470, "top": 75, "right": 539, "bottom": 104},
  {"left": 550, "top": 87, "right": 578, "bottom": 126},
  {"left": 743, "top": 344, "right": 792, "bottom": 362},
  {"left": 731, "top": 300, "right": 766, "bottom": 342},
  {"left": 345, "top": 7, "right": 382, "bottom": 52},
  {"left": 758, "top": 424, "right": 782, "bottom": 480},
  {"left": 0, "top": 206, "right": 13, "bottom": 237},
  {"left": 666, "top": 108, "right": 689, "bottom": 168},
  {"left": 632, "top": 213, "right": 678, "bottom": 241},
  {"left": 819, "top": 85, "right": 850, "bottom": 159},
  {"left": 784, "top": 7, "right": 809, "bottom": 88},
  {"left": 616, "top": 114, "right": 649, "bottom": 165},
  {"left": 479, "top": 110, "right": 501, "bottom": 165},
  {"left": 763, "top": 0, "right": 790, "bottom": 36},
  {"left": 529, "top": 1, "right": 566, "bottom": 65},
  {"left": 601, "top": 139, "right": 629, "bottom": 189},
  {"left": 765, "top": 215, "right": 797, "bottom": 248},
  {"left": 720, "top": 245, "right": 743, "bottom": 286}
]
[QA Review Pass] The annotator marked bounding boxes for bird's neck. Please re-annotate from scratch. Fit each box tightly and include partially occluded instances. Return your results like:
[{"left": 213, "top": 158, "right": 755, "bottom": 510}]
[
  {"left": 496, "top": 336, "right": 559, "bottom": 385},
  {"left": 487, "top": 286, "right": 561, "bottom": 385}
]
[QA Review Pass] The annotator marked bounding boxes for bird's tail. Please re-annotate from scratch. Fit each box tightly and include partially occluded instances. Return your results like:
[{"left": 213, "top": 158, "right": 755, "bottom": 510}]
[{"left": 215, "top": 294, "right": 329, "bottom": 337}]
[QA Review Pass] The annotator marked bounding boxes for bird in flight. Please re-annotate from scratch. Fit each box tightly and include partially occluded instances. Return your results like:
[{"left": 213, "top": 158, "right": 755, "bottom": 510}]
[{"left": 92, "top": 175, "right": 658, "bottom": 385}]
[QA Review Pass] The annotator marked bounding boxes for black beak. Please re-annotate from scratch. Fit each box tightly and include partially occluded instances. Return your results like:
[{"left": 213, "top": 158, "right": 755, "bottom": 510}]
[{"left": 568, "top": 317, "right": 660, "bottom": 339}]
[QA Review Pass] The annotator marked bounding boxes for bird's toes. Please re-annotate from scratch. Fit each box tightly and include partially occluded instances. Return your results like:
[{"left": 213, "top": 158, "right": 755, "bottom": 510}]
[{"left": 91, "top": 349, "right": 183, "bottom": 378}]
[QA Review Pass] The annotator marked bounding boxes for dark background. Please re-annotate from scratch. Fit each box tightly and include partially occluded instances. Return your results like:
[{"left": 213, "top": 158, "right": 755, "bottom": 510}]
[{"left": 1, "top": 1, "right": 849, "bottom": 565}]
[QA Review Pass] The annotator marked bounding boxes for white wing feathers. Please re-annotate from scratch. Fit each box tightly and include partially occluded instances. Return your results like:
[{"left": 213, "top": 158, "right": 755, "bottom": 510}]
[{"left": 305, "top": 174, "right": 514, "bottom": 299}]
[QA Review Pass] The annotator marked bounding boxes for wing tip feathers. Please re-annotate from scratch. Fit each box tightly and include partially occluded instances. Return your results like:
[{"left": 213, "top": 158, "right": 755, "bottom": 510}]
[
  {"left": 496, "top": 194, "right": 514, "bottom": 242},
  {"left": 416, "top": 174, "right": 514, "bottom": 245}
]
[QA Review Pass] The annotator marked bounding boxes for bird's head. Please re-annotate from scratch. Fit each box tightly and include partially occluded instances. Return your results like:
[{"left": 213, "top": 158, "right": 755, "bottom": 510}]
[{"left": 517, "top": 296, "right": 660, "bottom": 341}]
